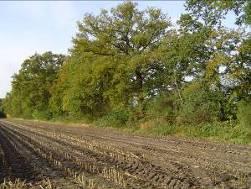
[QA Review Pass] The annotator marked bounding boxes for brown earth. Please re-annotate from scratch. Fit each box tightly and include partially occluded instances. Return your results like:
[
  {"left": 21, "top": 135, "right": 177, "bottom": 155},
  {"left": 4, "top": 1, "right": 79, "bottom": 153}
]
[{"left": 0, "top": 119, "right": 250, "bottom": 189}]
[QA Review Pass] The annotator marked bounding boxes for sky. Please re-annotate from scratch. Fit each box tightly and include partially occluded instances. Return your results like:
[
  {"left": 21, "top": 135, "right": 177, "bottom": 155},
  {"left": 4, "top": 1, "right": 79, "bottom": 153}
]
[{"left": 0, "top": 1, "right": 237, "bottom": 98}]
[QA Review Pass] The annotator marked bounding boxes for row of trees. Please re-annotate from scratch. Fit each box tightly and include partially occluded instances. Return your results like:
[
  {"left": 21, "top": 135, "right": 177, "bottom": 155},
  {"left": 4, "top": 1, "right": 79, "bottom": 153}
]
[{"left": 3, "top": 1, "right": 251, "bottom": 129}]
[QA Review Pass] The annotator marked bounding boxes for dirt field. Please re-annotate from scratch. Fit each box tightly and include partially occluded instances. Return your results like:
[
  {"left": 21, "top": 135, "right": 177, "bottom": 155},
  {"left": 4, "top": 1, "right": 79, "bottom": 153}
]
[{"left": 0, "top": 119, "right": 250, "bottom": 189}]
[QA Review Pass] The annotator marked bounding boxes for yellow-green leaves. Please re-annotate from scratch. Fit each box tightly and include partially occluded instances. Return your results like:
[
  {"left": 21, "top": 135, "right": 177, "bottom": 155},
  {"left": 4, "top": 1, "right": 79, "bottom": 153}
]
[{"left": 205, "top": 53, "right": 230, "bottom": 80}]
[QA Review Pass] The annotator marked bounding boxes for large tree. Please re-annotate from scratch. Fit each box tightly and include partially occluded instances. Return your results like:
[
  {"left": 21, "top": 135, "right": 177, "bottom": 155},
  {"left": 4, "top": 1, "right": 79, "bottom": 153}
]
[
  {"left": 52, "top": 2, "right": 172, "bottom": 118},
  {"left": 4, "top": 52, "right": 65, "bottom": 119}
]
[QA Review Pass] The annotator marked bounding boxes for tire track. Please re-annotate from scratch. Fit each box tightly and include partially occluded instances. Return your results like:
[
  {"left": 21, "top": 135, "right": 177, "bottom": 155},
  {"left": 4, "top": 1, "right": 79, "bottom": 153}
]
[
  {"left": 0, "top": 125, "right": 36, "bottom": 183},
  {"left": 1, "top": 119, "right": 251, "bottom": 188},
  {"left": 2, "top": 121, "right": 197, "bottom": 188}
]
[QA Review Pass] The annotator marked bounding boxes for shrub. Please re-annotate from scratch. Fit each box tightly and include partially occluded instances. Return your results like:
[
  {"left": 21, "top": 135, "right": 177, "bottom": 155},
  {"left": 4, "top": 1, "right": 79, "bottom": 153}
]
[
  {"left": 96, "top": 110, "right": 130, "bottom": 128},
  {"left": 139, "top": 118, "right": 177, "bottom": 136},
  {"left": 237, "top": 100, "right": 251, "bottom": 134},
  {"left": 145, "top": 95, "right": 177, "bottom": 123},
  {"left": 177, "top": 81, "right": 220, "bottom": 124},
  {"left": 32, "top": 110, "right": 52, "bottom": 120}
]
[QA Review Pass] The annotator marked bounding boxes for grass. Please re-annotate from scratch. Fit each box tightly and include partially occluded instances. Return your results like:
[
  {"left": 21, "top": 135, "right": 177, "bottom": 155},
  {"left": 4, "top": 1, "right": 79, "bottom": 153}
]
[
  {"left": 132, "top": 118, "right": 251, "bottom": 144},
  {"left": 8, "top": 117, "right": 251, "bottom": 145}
]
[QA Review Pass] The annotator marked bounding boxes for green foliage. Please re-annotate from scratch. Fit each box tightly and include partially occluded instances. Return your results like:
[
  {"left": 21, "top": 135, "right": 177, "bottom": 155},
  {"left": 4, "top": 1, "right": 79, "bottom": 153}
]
[
  {"left": 137, "top": 120, "right": 250, "bottom": 144},
  {"left": 177, "top": 81, "right": 220, "bottom": 124},
  {"left": 96, "top": 110, "right": 130, "bottom": 128},
  {"left": 237, "top": 100, "right": 251, "bottom": 133},
  {"left": 185, "top": 0, "right": 248, "bottom": 26},
  {"left": 32, "top": 109, "right": 52, "bottom": 120},
  {"left": 244, "top": 0, "right": 251, "bottom": 24},
  {"left": 0, "top": 99, "right": 6, "bottom": 118},
  {"left": 144, "top": 94, "right": 178, "bottom": 124},
  {"left": 3, "top": 1, "right": 251, "bottom": 144},
  {"left": 50, "top": 1, "right": 171, "bottom": 118},
  {"left": 4, "top": 52, "right": 65, "bottom": 119}
]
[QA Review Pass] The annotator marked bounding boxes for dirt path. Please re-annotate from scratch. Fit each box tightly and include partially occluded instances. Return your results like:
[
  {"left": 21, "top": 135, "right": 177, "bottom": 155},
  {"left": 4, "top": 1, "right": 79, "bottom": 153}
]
[{"left": 0, "top": 119, "right": 250, "bottom": 188}]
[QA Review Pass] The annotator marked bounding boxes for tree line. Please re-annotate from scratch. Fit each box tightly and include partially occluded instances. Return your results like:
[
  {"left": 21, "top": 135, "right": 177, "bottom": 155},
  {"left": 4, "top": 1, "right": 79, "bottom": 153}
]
[{"left": 3, "top": 1, "right": 251, "bottom": 137}]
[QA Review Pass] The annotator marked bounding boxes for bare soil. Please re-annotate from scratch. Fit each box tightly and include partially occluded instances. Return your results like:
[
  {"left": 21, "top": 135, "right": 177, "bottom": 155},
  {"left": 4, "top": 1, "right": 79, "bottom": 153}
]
[{"left": 0, "top": 119, "right": 250, "bottom": 188}]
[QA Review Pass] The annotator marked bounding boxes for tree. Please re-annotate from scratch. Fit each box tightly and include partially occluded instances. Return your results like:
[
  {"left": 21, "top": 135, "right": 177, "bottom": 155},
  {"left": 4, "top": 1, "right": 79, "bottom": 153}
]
[
  {"left": 4, "top": 1, "right": 250, "bottom": 130},
  {"left": 52, "top": 2, "right": 172, "bottom": 118},
  {"left": 244, "top": 0, "right": 251, "bottom": 24},
  {"left": 185, "top": 0, "right": 249, "bottom": 26},
  {"left": 177, "top": 81, "right": 221, "bottom": 124},
  {"left": 4, "top": 52, "right": 65, "bottom": 119},
  {"left": 183, "top": 0, "right": 251, "bottom": 121}
]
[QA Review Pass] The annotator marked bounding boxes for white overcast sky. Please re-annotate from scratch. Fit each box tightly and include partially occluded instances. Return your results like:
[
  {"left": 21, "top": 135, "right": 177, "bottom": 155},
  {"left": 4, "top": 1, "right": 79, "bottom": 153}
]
[{"left": 0, "top": 1, "right": 237, "bottom": 98}]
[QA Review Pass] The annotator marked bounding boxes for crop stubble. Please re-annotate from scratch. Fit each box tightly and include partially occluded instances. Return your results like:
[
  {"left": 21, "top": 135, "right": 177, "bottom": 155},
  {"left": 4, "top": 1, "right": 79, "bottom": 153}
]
[{"left": 0, "top": 120, "right": 250, "bottom": 188}]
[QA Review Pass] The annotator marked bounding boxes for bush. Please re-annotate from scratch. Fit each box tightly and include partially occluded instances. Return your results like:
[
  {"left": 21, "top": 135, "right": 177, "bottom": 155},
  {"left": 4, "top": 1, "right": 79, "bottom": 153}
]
[
  {"left": 138, "top": 118, "right": 177, "bottom": 136},
  {"left": 237, "top": 100, "right": 251, "bottom": 134},
  {"left": 32, "top": 110, "right": 52, "bottom": 120},
  {"left": 145, "top": 95, "right": 177, "bottom": 123},
  {"left": 96, "top": 110, "right": 130, "bottom": 128},
  {"left": 177, "top": 81, "right": 220, "bottom": 124},
  {"left": 136, "top": 119, "right": 250, "bottom": 144}
]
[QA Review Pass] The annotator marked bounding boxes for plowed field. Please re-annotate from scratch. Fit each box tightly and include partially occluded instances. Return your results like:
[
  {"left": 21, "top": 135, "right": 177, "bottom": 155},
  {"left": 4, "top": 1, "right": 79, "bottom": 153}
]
[{"left": 0, "top": 119, "right": 250, "bottom": 188}]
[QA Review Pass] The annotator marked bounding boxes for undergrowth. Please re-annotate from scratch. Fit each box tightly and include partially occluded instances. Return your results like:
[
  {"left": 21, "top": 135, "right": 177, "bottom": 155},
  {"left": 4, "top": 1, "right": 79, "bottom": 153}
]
[
  {"left": 133, "top": 119, "right": 251, "bottom": 144},
  {"left": 10, "top": 116, "right": 250, "bottom": 145}
]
